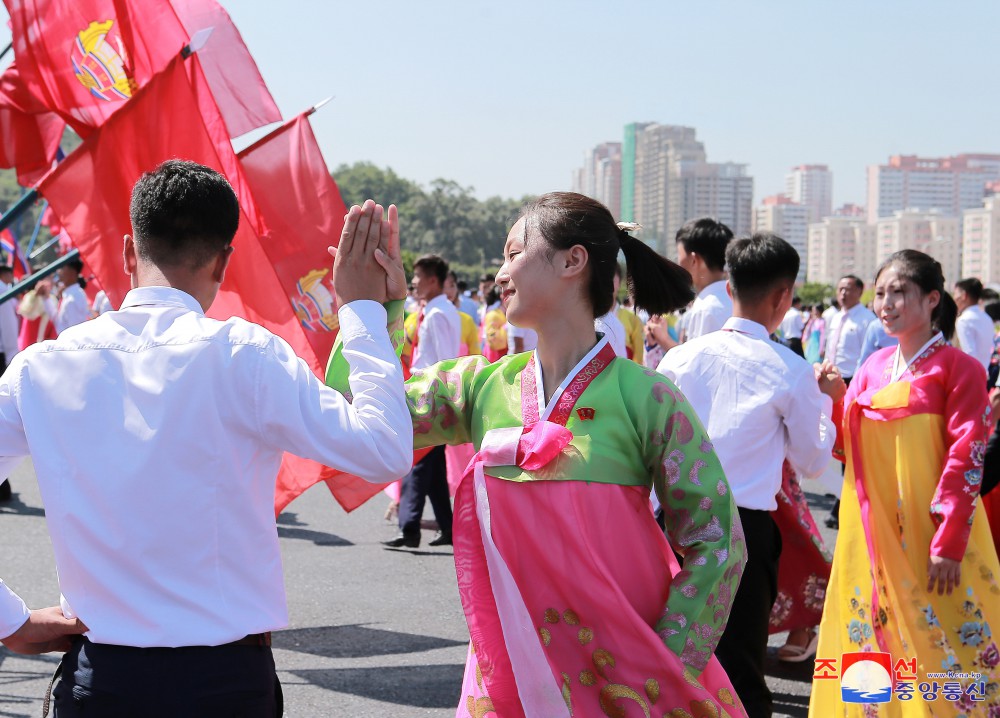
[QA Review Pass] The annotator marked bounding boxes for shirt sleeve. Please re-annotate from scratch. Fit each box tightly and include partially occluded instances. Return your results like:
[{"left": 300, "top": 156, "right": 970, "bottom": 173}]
[
  {"left": 422, "top": 310, "right": 459, "bottom": 365},
  {"left": 0, "top": 356, "right": 30, "bottom": 479},
  {"left": 326, "top": 303, "right": 491, "bottom": 450},
  {"left": 254, "top": 300, "right": 413, "bottom": 482},
  {"left": 929, "top": 354, "right": 990, "bottom": 561},
  {"left": 0, "top": 578, "right": 29, "bottom": 640},
  {"left": 783, "top": 367, "right": 836, "bottom": 479},
  {"left": 954, "top": 314, "right": 974, "bottom": 356},
  {"left": 643, "top": 375, "right": 746, "bottom": 674}
]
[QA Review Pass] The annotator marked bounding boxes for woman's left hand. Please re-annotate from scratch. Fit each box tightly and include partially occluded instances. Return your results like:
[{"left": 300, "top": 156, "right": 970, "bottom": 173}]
[{"left": 927, "top": 555, "right": 961, "bottom": 595}]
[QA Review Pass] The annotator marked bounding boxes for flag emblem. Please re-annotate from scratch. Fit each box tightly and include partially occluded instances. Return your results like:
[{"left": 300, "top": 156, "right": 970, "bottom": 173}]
[
  {"left": 71, "top": 21, "right": 134, "bottom": 102},
  {"left": 576, "top": 407, "right": 596, "bottom": 421},
  {"left": 292, "top": 268, "right": 339, "bottom": 332}
]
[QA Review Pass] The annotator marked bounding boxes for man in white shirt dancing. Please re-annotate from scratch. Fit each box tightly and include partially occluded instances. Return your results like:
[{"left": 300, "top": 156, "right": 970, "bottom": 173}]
[
  {"left": 0, "top": 160, "right": 412, "bottom": 717},
  {"left": 658, "top": 233, "right": 843, "bottom": 718},
  {"left": 384, "top": 254, "right": 461, "bottom": 548},
  {"left": 675, "top": 217, "right": 734, "bottom": 341},
  {"left": 954, "top": 277, "right": 994, "bottom": 371}
]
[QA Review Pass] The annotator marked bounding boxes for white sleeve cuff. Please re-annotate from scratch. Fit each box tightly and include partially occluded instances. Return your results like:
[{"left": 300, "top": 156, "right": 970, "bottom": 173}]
[
  {"left": 337, "top": 301, "right": 389, "bottom": 343},
  {"left": 0, "top": 579, "right": 29, "bottom": 640}
]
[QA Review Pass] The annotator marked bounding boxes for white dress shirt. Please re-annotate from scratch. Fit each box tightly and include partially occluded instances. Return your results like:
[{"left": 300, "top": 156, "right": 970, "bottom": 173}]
[
  {"left": 506, "top": 323, "right": 538, "bottom": 354},
  {"left": 594, "top": 309, "right": 627, "bottom": 357},
  {"left": 0, "top": 281, "right": 19, "bottom": 364},
  {"left": 0, "top": 578, "right": 29, "bottom": 639},
  {"left": 657, "top": 317, "right": 835, "bottom": 511},
  {"left": 0, "top": 286, "right": 411, "bottom": 647},
  {"left": 825, "top": 303, "right": 876, "bottom": 379},
  {"left": 412, "top": 293, "right": 461, "bottom": 370},
  {"left": 91, "top": 289, "right": 113, "bottom": 316},
  {"left": 955, "top": 305, "right": 994, "bottom": 369},
  {"left": 684, "top": 280, "right": 732, "bottom": 341},
  {"left": 779, "top": 307, "right": 805, "bottom": 341},
  {"left": 45, "top": 283, "right": 91, "bottom": 335}
]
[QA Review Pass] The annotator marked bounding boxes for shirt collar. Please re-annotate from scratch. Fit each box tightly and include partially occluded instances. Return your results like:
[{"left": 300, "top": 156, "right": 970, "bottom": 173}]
[
  {"left": 698, "top": 279, "right": 729, "bottom": 301},
  {"left": 722, "top": 316, "right": 770, "bottom": 340},
  {"left": 120, "top": 286, "right": 205, "bottom": 315},
  {"left": 425, "top": 294, "right": 451, "bottom": 311}
]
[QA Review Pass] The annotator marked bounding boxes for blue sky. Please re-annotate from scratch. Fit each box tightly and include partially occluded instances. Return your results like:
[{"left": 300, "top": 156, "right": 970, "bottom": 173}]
[{"left": 9, "top": 1, "right": 1000, "bottom": 209}]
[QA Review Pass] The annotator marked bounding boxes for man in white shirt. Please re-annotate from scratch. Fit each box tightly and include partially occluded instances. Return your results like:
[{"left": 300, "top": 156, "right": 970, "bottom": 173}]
[
  {"left": 506, "top": 322, "right": 538, "bottom": 354},
  {"left": 0, "top": 161, "right": 412, "bottom": 716},
  {"left": 0, "top": 265, "right": 18, "bottom": 502},
  {"left": 779, "top": 295, "right": 806, "bottom": 356},
  {"left": 658, "top": 233, "right": 843, "bottom": 718},
  {"left": 385, "top": 254, "right": 461, "bottom": 549},
  {"left": 825, "top": 275, "right": 876, "bottom": 385},
  {"left": 675, "top": 217, "right": 734, "bottom": 341},
  {"left": 954, "top": 277, "right": 995, "bottom": 370},
  {"left": 44, "top": 257, "right": 92, "bottom": 334}
]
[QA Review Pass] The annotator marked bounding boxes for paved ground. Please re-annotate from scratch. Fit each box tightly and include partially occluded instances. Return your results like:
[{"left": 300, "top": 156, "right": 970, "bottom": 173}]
[{"left": 0, "top": 459, "right": 841, "bottom": 717}]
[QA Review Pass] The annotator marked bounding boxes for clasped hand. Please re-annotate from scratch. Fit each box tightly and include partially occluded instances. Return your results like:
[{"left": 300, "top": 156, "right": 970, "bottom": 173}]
[
  {"left": 330, "top": 200, "right": 407, "bottom": 307},
  {"left": 1, "top": 606, "right": 88, "bottom": 654}
]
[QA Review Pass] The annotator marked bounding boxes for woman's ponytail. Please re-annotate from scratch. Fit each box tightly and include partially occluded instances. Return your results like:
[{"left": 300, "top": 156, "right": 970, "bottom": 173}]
[{"left": 617, "top": 225, "right": 694, "bottom": 316}]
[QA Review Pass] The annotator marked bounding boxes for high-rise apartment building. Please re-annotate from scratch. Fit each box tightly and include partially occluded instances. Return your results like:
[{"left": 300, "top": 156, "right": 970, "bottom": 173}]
[
  {"left": 785, "top": 165, "right": 833, "bottom": 224},
  {"left": 620, "top": 122, "right": 652, "bottom": 223},
  {"left": 571, "top": 142, "right": 623, "bottom": 220},
  {"left": 665, "top": 161, "right": 753, "bottom": 258},
  {"left": 753, "top": 195, "right": 809, "bottom": 282},
  {"left": 962, "top": 194, "right": 1000, "bottom": 283},
  {"left": 806, "top": 216, "right": 875, "bottom": 285},
  {"left": 876, "top": 210, "right": 961, "bottom": 284},
  {"left": 866, "top": 154, "right": 1000, "bottom": 225}
]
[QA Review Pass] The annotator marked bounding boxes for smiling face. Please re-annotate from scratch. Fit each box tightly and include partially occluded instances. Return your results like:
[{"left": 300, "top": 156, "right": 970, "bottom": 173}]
[
  {"left": 874, "top": 263, "right": 938, "bottom": 342},
  {"left": 495, "top": 216, "right": 564, "bottom": 328}
]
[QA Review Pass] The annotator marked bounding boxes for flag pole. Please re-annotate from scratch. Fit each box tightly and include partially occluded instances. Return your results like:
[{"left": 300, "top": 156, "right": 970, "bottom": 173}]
[
  {"left": 236, "top": 98, "right": 333, "bottom": 159},
  {"left": 0, "top": 188, "right": 40, "bottom": 234},
  {"left": 0, "top": 41, "right": 12, "bottom": 62},
  {"left": 25, "top": 199, "right": 48, "bottom": 255},
  {"left": 0, "top": 248, "right": 79, "bottom": 304}
]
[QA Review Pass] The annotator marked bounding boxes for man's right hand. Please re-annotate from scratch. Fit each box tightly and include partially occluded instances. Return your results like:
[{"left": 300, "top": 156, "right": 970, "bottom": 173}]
[
  {"left": 816, "top": 360, "right": 847, "bottom": 402},
  {"left": 1, "top": 606, "right": 88, "bottom": 654},
  {"left": 331, "top": 200, "right": 391, "bottom": 307}
]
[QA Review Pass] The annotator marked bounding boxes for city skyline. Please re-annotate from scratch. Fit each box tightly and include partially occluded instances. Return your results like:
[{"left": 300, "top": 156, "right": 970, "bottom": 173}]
[{"left": 5, "top": 1, "right": 995, "bottom": 207}]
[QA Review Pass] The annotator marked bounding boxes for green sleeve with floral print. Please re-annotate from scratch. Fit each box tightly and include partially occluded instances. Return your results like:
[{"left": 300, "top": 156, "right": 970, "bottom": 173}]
[
  {"left": 641, "top": 376, "right": 746, "bottom": 675},
  {"left": 325, "top": 300, "right": 490, "bottom": 448}
]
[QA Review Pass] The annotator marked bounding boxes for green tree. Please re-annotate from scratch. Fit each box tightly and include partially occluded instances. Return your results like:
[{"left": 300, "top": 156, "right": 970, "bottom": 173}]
[{"left": 798, "top": 282, "right": 833, "bottom": 306}]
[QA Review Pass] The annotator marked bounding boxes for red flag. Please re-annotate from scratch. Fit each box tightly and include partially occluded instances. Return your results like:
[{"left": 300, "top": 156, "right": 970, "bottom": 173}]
[
  {"left": 39, "top": 53, "right": 354, "bottom": 513},
  {"left": 0, "top": 61, "right": 65, "bottom": 186},
  {"left": 4, "top": 0, "right": 280, "bottom": 141},
  {"left": 239, "top": 114, "right": 396, "bottom": 513},
  {"left": 0, "top": 229, "right": 29, "bottom": 279}
]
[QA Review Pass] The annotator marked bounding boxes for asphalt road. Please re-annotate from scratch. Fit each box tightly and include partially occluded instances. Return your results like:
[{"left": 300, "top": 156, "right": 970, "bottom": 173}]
[{"left": 0, "top": 459, "right": 841, "bottom": 717}]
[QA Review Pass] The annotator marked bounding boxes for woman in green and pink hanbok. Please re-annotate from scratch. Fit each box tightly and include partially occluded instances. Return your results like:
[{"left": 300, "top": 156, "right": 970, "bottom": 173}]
[{"left": 329, "top": 193, "right": 748, "bottom": 717}]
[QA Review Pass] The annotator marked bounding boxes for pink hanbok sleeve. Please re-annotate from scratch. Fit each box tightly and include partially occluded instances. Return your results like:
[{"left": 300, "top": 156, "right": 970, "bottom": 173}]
[
  {"left": 929, "top": 353, "right": 990, "bottom": 561},
  {"left": 642, "top": 375, "right": 747, "bottom": 674}
]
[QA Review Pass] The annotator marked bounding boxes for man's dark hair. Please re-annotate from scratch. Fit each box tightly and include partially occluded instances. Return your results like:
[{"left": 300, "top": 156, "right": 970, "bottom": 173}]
[
  {"left": 792, "top": 296, "right": 802, "bottom": 307},
  {"left": 414, "top": 254, "right": 449, "bottom": 284},
  {"left": 956, "top": 277, "right": 984, "bottom": 303},
  {"left": 0, "top": 265, "right": 12, "bottom": 276},
  {"left": 840, "top": 274, "right": 864, "bottom": 290},
  {"left": 726, "top": 233, "right": 800, "bottom": 304},
  {"left": 479, "top": 273, "right": 493, "bottom": 284},
  {"left": 675, "top": 218, "right": 734, "bottom": 272},
  {"left": 129, "top": 160, "right": 240, "bottom": 271}
]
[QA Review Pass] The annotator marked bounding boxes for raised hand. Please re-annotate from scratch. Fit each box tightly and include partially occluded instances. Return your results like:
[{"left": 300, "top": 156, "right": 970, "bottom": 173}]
[
  {"left": 374, "top": 204, "right": 407, "bottom": 302},
  {"left": 1, "top": 606, "right": 88, "bottom": 654},
  {"left": 330, "top": 200, "right": 388, "bottom": 306}
]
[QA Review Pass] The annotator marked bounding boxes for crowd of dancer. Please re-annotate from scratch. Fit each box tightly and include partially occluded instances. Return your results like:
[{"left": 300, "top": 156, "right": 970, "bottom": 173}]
[{"left": 0, "top": 162, "right": 997, "bottom": 718}]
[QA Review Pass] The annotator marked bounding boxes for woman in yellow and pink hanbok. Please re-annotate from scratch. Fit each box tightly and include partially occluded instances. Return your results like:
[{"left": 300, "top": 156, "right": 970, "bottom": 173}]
[{"left": 810, "top": 250, "right": 1000, "bottom": 717}]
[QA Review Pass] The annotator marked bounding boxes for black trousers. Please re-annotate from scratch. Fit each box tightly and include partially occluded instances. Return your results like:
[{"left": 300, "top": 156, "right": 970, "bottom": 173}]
[
  {"left": 398, "top": 444, "right": 452, "bottom": 536},
  {"left": 784, "top": 338, "right": 804, "bottom": 358},
  {"left": 51, "top": 637, "right": 282, "bottom": 717},
  {"left": 714, "top": 508, "right": 782, "bottom": 718}
]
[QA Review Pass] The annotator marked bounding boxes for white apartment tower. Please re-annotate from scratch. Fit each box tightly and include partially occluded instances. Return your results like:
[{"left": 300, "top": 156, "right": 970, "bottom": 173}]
[
  {"left": 666, "top": 160, "right": 753, "bottom": 257},
  {"left": 806, "top": 215, "right": 875, "bottom": 285},
  {"left": 876, "top": 210, "right": 962, "bottom": 285},
  {"left": 785, "top": 165, "right": 833, "bottom": 224},
  {"left": 753, "top": 195, "right": 809, "bottom": 282},
  {"left": 571, "top": 142, "right": 623, "bottom": 220},
  {"left": 866, "top": 154, "right": 1000, "bottom": 225},
  {"left": 962, "top": 194, "right": 1000, "bottom": 283}
]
